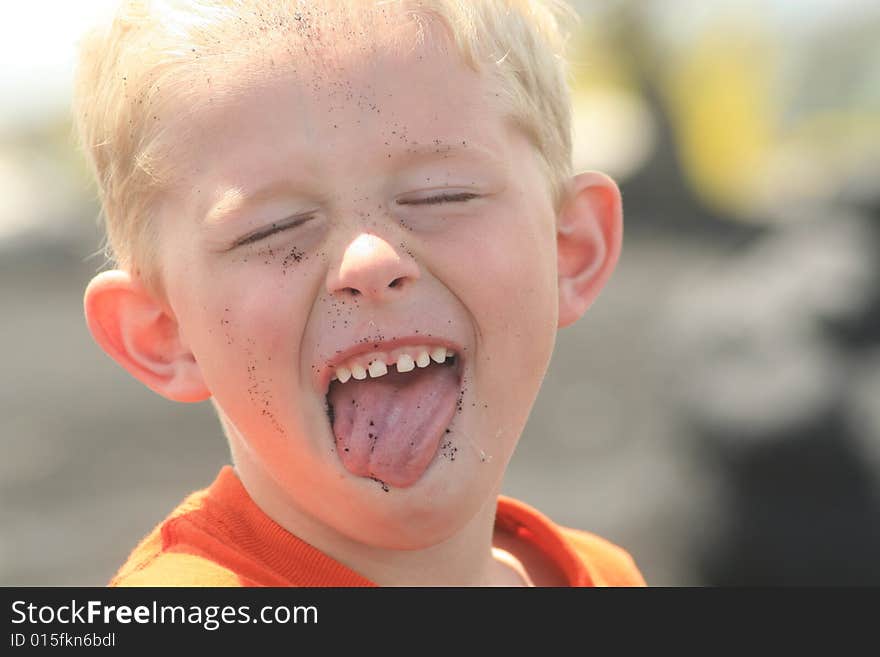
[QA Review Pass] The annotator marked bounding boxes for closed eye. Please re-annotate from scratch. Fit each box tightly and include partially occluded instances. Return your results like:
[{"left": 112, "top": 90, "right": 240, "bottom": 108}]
[
  {"left": 233, "top": 215, "right": 313, "bottom": 248},
  {"left": 397, "top": 192, "right": 480, "bottom": 206}
]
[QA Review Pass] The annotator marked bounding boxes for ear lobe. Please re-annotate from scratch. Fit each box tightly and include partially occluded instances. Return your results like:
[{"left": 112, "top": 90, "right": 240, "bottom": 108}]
[
  {"left": 83, "top": 270, "right": 210, "bottom": 402},
  {"left": 557, "top": 171, "right": 623, "bottom": 328}
]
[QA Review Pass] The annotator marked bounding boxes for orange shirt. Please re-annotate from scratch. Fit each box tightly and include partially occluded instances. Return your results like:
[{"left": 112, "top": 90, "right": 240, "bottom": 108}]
[{"left": 110, "top": 466, "right": 646, "bottom": 587}]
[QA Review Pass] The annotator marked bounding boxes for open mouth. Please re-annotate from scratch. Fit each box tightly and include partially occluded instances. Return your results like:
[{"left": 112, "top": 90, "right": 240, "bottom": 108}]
[{"left": 324, "top": 345, "right": 463, "bottom": 489}]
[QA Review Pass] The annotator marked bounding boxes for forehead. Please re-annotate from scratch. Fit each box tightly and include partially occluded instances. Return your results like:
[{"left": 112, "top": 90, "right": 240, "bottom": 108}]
[{"left": 155, "top": 11, "right": 517, "bottom": 199}]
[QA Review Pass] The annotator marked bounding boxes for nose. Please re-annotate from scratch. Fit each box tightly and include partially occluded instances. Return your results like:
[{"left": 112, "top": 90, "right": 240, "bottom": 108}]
[{"left": 327, "top": 233, "right": 420, "bottom": 300}]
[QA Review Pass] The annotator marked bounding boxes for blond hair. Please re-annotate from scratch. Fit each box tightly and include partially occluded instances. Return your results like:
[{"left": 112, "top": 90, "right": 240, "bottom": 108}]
[{"left": 73, "top": 0, "right": 578, "bottom": 296}]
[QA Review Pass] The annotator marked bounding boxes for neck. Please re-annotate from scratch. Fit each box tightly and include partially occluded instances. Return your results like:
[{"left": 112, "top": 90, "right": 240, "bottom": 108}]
[
  {"left": 322, "top": 498, "right": 516, "bottom": 587},
  {"left": 230, "top": 444, "right": 526, "bottom": 586}
]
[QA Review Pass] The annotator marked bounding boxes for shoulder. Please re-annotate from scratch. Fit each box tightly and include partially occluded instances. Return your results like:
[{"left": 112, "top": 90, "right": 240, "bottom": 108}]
[
  {"left": 108, "top": 481, "right": 251, "bottom": 587},
  {"left": 560, "top": 527, "right": 647, "bottom": 587},
  {"left": 108, "top": 513, "right": 248, "bottom": 587},
  {"left": 110, "top": 549, "right": 244, "bottom": 587}
]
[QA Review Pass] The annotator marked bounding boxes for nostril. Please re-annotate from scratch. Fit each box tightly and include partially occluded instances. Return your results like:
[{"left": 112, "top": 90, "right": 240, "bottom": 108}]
[
  {"left": 345, "top": 287, "right": 360, "bottom": 296},
  {"left": 388, "top": 277, "right": 404, "bottom": 289}
]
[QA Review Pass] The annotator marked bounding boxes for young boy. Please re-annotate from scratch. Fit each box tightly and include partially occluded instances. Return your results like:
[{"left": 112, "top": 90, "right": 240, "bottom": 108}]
[{"left": 74, "top": 0, "right": 644, "bottom": 586}]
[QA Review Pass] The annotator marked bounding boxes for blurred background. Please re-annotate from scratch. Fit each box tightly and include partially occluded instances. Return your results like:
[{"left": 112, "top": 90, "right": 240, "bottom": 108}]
[{"left": 1, "top": 0, "right": 878, "bottom": 586}]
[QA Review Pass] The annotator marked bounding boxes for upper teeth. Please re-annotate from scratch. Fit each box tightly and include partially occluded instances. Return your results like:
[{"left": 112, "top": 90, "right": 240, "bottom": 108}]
[{"left": 329, "top": 345, "right": 455, "bottom": 383}]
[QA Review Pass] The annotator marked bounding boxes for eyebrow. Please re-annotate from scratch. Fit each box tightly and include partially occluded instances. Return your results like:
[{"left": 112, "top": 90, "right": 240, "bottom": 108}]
[
  {"left": 202, "top": 183, "right": 306, "bottom": 226},
  {"left": 395, "top": 141, "right": 506, "bottom": 167},
  {"left": 201, "top": 141, "right": 506, "bottom": 226}
]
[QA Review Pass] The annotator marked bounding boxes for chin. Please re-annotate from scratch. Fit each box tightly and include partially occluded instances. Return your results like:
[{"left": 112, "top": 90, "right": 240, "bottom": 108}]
[{"left": 332, "top": 457, "right": 494, "bottom": 551}]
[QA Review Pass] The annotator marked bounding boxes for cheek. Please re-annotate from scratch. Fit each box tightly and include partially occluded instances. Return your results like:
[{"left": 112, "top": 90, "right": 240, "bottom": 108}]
[
  {"left": 460, "top": 210, "right": 558, "bottom": 335},
  {"left": 175, "top": 257, "right": 313, "bottom": 387},
  {"left": 178, "top": 265, "right": 317, "bottom": 447}
]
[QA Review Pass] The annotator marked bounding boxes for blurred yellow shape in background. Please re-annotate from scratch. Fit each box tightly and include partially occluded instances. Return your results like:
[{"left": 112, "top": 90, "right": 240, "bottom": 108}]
[{"left": 664, "top": 20, "right": 776, "bottom": 218}]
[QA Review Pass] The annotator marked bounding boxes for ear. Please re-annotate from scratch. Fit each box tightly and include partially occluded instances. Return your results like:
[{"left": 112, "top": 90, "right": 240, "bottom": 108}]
[
  {"left": 83, "top": 270, "right": 210, "bottom": 402},
  {"left": 556, "top": 171, "right": 623, "bottom": 328}
]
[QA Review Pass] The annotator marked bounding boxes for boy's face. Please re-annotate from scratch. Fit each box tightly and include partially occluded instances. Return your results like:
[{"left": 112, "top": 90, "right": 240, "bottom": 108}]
[{"left": 150, "top": 31, "right": 562, "bottom": 548}]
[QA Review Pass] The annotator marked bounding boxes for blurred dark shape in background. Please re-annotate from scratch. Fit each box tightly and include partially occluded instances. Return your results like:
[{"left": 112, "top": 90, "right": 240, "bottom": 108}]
[
  {"left": 663, "top": 212, "right": 880, "bottom": 585},
  {"left": 574, "top": 0, "right": 880, "bottom": 585}
]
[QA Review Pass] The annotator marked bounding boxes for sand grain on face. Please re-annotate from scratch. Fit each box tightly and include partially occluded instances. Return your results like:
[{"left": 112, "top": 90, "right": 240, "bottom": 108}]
[{"left": 242, "top": 337, "right": 286, "bottom": 437}]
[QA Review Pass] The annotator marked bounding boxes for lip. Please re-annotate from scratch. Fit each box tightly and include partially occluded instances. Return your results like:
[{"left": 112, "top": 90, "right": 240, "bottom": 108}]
[{"left": 315, "top": 335, "right": 465, "bottom": 395}]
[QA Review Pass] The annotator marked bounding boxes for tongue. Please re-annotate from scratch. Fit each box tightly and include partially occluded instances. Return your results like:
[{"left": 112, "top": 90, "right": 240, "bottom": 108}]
[{"left": 328, "top": 363, "right": 460, "bottom": 488}]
